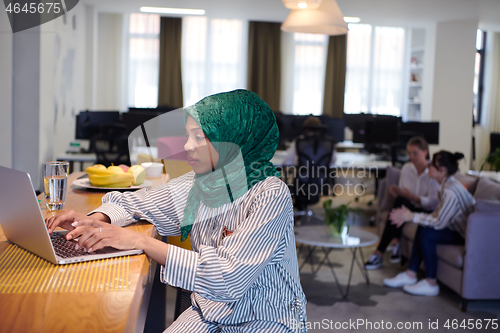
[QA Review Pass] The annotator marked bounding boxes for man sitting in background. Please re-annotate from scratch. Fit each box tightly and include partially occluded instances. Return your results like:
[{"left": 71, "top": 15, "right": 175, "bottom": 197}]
[{"left": 284, "top": 116, "right": 336, "bottom": 212}]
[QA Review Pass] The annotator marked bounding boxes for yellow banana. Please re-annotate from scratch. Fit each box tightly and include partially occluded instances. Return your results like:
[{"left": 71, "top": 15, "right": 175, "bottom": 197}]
[
  {"left": 88, "top": 172, "right": 134, "bottom": 187},
  {"left": 86, "top": 166, "right": 116, "bottom": 176}
]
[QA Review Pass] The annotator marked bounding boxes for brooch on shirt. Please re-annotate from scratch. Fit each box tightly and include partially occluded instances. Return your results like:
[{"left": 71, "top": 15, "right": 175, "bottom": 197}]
[{"left": 222, "top": 227, "right": 233, "bottom": 239}]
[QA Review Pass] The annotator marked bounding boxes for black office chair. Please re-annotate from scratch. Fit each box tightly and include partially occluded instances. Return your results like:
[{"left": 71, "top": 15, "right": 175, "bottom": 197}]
[
  {"left": 292, "top": 134, "right": 335, "bottom": 225},
  {"left": 91, "top": 123, "right": 131, "bottom": 167}
]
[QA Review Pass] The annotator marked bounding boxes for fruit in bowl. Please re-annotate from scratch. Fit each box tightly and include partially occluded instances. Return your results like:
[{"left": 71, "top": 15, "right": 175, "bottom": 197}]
[
  {"left": 118, "top": 164, "right": 130, "bottom": 172},
  {"left": 107, "top": 165, "right": 126, "bottom": 174},
  {"left": 85, "top": 164, "right": 147, "bottom": 187},
  {"left": 86, "top": 164, "right": 133, "bottom": 187},
  {"left": 128, "top": 165, "right": 146, "bottom": 185}
]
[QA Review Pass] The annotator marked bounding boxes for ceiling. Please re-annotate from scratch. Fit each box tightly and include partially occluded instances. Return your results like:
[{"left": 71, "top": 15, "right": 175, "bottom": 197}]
[{"left": 82, "top": 0, "right": 500, "bottom": 30}]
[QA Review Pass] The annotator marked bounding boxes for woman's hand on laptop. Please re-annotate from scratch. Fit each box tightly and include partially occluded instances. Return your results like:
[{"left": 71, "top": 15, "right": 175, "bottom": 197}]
[
  {"left": 67, "top": 219, "right": 143, "bottom": 253},
  {"left": 67, "top": 219, "right": 170, "bottom": 264},
  {"left": 45, "top": 210, "right": 110, "bottom": 235}
]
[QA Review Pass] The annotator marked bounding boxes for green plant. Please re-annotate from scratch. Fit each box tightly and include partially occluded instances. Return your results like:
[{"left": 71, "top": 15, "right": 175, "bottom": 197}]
[
  {"left": 480, "top": 148, "right": 500, "bottom": 172},
  {"left": 322, "top": 199, "right": 363, "bottom": 236}
]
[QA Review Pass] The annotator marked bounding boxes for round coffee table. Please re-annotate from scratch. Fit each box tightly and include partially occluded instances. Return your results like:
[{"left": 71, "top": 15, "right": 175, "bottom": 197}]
[{"left": 294, "top": 225, "right": 379, "bottom": 298}]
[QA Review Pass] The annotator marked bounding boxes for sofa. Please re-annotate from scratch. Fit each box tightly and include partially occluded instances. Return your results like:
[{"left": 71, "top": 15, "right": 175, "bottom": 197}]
[{"left": 376, "top": 166, "right": 500, "bottom": 311}]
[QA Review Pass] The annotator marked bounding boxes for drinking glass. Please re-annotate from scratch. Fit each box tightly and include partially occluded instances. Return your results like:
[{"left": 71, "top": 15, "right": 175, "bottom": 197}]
[{"left": 42, "top": 161, "right": 69, "bottom": 210}]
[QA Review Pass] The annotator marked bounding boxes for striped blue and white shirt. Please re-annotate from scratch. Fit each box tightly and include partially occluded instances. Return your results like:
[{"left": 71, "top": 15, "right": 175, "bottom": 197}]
[
  {"left": 412, "top": 176, "right": 476, "bottom": 237},
  {"left": 92, "top": 171, "right": 307, "bottom": 331}
]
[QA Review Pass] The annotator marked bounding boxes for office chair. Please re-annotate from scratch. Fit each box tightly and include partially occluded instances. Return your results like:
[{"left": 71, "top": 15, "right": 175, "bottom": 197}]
[
  {"left": 293, "top": 134, "right": 335, "bottom": 225},
  {"left": 91, "top": 123, "right": 131, "bottom": 167}
]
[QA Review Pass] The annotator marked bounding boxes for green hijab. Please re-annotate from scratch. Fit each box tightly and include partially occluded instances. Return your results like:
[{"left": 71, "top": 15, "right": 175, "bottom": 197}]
[{"left": 180, "top": 89, "right": 280, "bottom": 241}]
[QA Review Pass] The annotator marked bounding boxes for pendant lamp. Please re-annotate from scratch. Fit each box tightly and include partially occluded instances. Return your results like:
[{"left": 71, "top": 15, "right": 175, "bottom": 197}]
[
  {"left": 281, "top": 0, "right": 348, "bottom": 36},
  {"left": 281, "top": 0, "right": 323, "bottom": 9}
]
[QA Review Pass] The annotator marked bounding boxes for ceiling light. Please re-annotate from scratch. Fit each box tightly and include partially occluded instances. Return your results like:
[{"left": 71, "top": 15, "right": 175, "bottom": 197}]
[
  {"left": 343, "top": 17, "right": 361, "bottom": 23},
  {"left": 281, "top": 0, "right": 348, "bottom": 36},
  {"left": 282, "top": 0, "right": 323, "bottom": 10},
  {"left": 140, "top": 7, "right": 205, "bottom": 15}
]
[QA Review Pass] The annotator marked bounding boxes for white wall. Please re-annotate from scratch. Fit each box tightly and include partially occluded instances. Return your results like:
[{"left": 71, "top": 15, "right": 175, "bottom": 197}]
[
  {"left": 0, "top": 12, "right": 13, "bottom": 169},
  {"left": 96, "top": 13, "right": 124, "bottom": 110},
  {"left": 12, "top": 26, "right": 42, "bottom": 188},
  {"left": 0, "top": 7, "right": 87, "bottom": 190},
  {"left": 85, "top": 5, "right": 98, "bottom": 110},
  {"left": 429, "top": 20, "right": 478, "bottom": 171},
  {"left": 49, "top": 6, "right": 87, "bottom": 163},
  {"left": 39, "top": 20, "right": 56, "bottom": 178}
]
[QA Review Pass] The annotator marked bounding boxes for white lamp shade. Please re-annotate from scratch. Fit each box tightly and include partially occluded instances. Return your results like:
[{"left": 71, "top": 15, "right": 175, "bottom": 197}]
[
  {"left": 281, "top": 0, "right": 323, "bottom": 9},
  {"left": 281, "top": 0, "right": 348, "bottom": 36}
]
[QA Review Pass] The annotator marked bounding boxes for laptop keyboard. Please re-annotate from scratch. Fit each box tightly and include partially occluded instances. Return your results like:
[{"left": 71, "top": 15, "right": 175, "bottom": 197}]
[{"left": 51, "top": 233, "right": 90, "bottom": 258}]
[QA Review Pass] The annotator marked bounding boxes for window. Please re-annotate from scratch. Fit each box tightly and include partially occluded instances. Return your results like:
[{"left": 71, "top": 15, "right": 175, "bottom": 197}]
[
  {"left": 344, "top": 24, "right": 405, "bottom": 116},
  {"left": 127, "top": 13, "right": 161, "bottom": 108},
  {"left": 291, "top": 33, "right": 328, "bottom": 115},
  {"left": 473, "top": 29, "right": 486, "bottom": 124},
  {"left": 182, "top": 17, "right": 245, "bottom": 106}
]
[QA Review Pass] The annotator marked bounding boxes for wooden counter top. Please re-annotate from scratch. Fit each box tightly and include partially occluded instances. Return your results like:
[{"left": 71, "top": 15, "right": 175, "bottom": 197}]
[{"left": 0, "top": 172, "right": 169, "bottom": 333}]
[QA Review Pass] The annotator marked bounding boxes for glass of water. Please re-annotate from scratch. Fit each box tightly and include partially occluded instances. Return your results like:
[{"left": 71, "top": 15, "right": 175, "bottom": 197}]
[{"left": 42, "top": 161, "right": 69, "bottom": 210}]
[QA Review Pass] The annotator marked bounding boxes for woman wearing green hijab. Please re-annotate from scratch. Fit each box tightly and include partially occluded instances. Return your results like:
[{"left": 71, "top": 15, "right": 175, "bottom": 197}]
[{"left": 46, "top": 90, "right": 307, "bottom": 332}]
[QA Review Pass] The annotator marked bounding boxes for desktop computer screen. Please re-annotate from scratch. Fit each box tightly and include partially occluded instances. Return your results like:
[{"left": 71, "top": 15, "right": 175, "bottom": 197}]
[
  {"left": 320, "top": 116, "right": 345, "bottom": 143},
  {"left": 344, "top": 113, "right": 401, "bottom": 144},
  {"left": 364, "top": 119, "right": 400, "bottom": 145},
  {"left": 399, "top": 121, "right": 439, "bottom": 145},
  {"left": 75, "top": 111, "right": 121, "bottom": 141},
  {"left": 490, "top": 133, "right": 500, "bottom": 154},
  {"left": 122, "top": 111, "right": 163, "bottom": 135}
]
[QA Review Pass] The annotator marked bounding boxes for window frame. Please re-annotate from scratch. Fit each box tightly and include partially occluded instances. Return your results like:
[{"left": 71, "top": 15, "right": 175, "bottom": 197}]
[{"left": 474, "top": 30, "right": 487, "bottom": 125}]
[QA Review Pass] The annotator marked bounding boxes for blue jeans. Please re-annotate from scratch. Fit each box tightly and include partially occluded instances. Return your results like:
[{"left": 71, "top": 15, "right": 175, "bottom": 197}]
[{"left": 408, "top": 226, "right": 464, "bottom": 279}]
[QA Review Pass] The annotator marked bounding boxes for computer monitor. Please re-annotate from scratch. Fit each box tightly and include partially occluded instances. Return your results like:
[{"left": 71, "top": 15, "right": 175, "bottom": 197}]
[
  {"left": 364, "top": 119, "right": 400, "bottom": 145},
  {"left": 490, "top": 133, "right": 500, "bottom": 154},
  {"left": 275, "top": 114, "right": 307, "bottom": 146},
  {"left": 75, "top": 111, "right": 121, "bottom": 140},
  {"left": 122, "top": 111, "right": 163, "bottom": 135},
  {"left": 319, "top": 116, "right": 345, "bottom": 143},
  {"left": 399, "top": 121, "right": 440, "bottom": 145},
  {"left": 343, "top": 113, "right": 367, "bottom": 143},
  {"left": 343, "top": 113, "right": 401, "bottom": 144}
]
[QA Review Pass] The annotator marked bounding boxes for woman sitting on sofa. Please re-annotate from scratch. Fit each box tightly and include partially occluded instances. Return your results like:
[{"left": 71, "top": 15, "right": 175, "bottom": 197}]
[
  {"left": 383, "top": 150, "right": 476, "bottom": 296},
  {"left": 365, "top": 136, "right": 440, "bottom": 270}
]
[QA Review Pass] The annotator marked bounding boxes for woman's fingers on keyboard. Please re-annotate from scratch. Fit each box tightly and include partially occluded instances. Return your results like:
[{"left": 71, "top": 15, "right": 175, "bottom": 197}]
[
  {"left": 66, "top": 226, "right": 95, "bottom": 250},
  {"left": 46, "top": 210, "right": 87, "bottom": 234}
]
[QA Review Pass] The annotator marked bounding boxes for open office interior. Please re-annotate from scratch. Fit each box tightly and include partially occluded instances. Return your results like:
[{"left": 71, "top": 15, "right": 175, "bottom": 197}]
[
  {"left": 1, "top": 0, "right": 500, "bottom": 189},
  {"left": 2, "top": 1, "right": 500, "bottom": 330}
]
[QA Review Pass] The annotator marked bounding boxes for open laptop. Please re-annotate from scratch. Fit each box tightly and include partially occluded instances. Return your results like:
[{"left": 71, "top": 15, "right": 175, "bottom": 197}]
[{"left": 0, "top": 166, "right": 143, "bottom": 265}]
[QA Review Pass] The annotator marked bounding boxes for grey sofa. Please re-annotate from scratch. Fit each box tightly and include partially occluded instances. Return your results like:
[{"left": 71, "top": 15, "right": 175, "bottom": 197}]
[{"left": 376, "top": 167, "right": 500, "bottom": 311}]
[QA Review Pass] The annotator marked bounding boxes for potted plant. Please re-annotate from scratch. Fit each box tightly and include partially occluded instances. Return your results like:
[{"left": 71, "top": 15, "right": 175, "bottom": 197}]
[
  {"left": 322, "top": 199, "right": 363, "bottom": 237},
  {"left": 480, "top": 148, "right": 500, "bottom": 172}
]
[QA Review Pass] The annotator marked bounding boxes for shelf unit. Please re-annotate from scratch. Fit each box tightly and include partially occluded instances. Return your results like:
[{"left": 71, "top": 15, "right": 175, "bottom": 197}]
[{"left": 403, "top": 28, "right": 426, "bottom": 121}]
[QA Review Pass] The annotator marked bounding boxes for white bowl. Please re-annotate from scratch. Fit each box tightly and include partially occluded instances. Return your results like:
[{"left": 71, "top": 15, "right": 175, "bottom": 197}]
[{"left": 141, "top": 162, "right": 164, "bottom": 178}]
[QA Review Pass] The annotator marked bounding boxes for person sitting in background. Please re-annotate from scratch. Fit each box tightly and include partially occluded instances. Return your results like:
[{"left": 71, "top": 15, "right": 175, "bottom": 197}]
[
  {"left": 283, "top": 116, "right": 336, "bottom": 167},
  {"left": 365, "top": 136, "right": 440, "bottom": 270},
  {"left": 384, "top": 151, "right": 475, "bottom": 296},
  {"left": 284, "top": 116, "right": 336, "bottom": 212}
]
